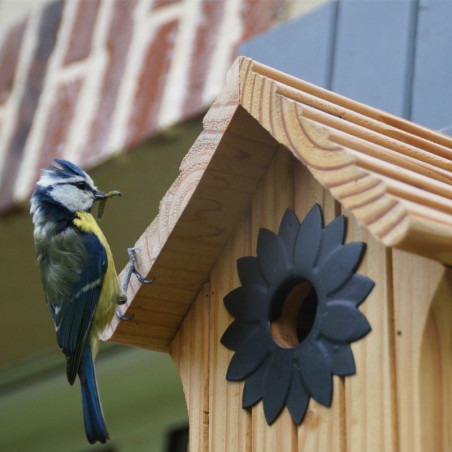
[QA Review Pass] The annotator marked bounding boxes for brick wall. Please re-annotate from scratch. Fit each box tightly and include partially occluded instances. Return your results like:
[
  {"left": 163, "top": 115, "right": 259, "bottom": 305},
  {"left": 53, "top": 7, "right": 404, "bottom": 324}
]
[{"left": 0, "top": 0, "right": 284, "bottom": 215}]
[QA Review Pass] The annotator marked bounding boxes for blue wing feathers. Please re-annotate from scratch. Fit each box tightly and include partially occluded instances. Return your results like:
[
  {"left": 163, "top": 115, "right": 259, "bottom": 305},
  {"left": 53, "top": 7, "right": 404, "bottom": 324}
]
[
  {"left": 41, "top": 221, "right": 110, "bottom": 442},
  {"left": 79, "top": 345, "right": 109, "bottom": 444},
  {"left": 63, "top": 232, "right": 107, "bottom": 384},
  {"left": 45, "top": 228, "right": 107, "bottom": 385}
]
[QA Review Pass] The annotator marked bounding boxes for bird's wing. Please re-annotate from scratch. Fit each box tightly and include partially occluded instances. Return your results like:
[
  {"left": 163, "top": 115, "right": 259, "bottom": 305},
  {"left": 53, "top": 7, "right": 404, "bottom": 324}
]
[{"left": 47, "top": 230, "right": 108, "bottom": 385}]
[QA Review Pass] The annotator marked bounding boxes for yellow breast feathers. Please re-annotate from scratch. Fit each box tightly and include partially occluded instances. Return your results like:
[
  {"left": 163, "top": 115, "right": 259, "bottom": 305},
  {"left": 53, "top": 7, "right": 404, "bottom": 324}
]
[{"left": 73, "top": 212, "right": 124, "bottom": 350}]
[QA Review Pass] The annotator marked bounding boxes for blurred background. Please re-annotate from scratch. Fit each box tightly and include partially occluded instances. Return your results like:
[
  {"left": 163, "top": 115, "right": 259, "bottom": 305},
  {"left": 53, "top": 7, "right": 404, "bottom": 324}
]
[{"left": 0, "top": 0, "right": 450, "bottom": 450}]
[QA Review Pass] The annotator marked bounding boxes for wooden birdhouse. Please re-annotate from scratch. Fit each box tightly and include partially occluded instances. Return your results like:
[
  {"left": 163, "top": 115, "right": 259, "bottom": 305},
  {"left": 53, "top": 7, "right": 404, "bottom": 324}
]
[{"left": 102, "top": 57, "right": 452, "bottom": 451}]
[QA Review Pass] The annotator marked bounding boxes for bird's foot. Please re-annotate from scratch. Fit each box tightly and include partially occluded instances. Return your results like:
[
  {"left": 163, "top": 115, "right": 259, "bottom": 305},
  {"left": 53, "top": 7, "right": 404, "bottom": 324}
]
[
  {"left": 121, "top": 248, "right": 154, "bottom": 293},
  {"left": 116, "top": 248, "right": 154, "bottom": 322},
  {"left": 116, "top": 308, "right": 133, "bottom": 321}
]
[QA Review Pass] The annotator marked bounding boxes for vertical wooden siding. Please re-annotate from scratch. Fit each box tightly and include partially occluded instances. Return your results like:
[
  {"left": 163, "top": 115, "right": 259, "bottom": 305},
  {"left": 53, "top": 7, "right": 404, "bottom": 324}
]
[
  {"left": 418, "top": 270, "right": 452, "bottom": 451},
  {"left": 341, "top": 210, "right": 398, "bottom": 451},
  {"left": 392, "top": 249, "right": 446, "bottom": 452},
  {"left": 170, "top": 284, "right": 211, "bottom": 452},
  {"left": 170, "top": 146, "right": 449, "bottom": 450}
]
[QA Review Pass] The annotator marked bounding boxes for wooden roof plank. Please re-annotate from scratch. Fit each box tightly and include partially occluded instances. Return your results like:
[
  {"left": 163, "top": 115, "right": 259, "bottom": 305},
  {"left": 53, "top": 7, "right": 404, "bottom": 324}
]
[
  {"left": 250, "top": 60, "right": 452, "bottom": 148},
  {"left": 238, "top": 57, "right": 452, "bottom": 256},
  {"left": 102, "top": 57, "right": 452, "bottom": 350},
  {"left": 329, "top": 131, "right": 452, "bottom": 185}
]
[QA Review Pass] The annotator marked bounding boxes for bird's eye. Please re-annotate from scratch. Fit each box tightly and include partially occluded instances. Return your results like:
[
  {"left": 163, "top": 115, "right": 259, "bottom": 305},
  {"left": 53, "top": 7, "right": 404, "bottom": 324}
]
[{"left": 75, "top": 181, "right": 89, "bottom": 190}]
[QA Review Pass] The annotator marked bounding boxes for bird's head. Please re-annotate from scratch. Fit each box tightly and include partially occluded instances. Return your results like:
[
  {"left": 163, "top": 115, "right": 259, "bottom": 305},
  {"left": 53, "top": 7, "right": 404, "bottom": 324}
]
[{"left": 31, "top": 159, "right": 109, "bottom": 214}]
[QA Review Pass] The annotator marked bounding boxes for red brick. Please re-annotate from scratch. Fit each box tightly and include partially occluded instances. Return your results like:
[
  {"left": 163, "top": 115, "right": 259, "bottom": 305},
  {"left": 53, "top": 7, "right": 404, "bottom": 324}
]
[
  {"left": 126, "top": 19, "right": 179, "bottom": 147},
  {"left": 0, "top": 0, "right": 64, "bottom": 212},
  {"left": 38, "top": 79, "right": 83, "bottom": 172},
  {"left": 151, "top": 0, "right": 180, "bottom": 11},
  {"left": 182, "top": 0, "right": 226, "bottom": 118},
  {"left": 240, "top": 0, "right": 281, "bottom": 42},
  {"left": 63, "top": 0, "right": 100, "bottom": 65},
  {"left": 0, "top": 19, "right": 26, "bottom": 104},
  {"left": 83, "top": 0, "right": 137, "bottom": 161}
]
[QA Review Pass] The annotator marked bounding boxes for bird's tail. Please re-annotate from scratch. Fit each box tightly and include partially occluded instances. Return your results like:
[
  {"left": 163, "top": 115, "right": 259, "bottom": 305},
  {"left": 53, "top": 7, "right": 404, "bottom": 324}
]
[{"left": 79, "top": 346, "right": 109, "bottom": 444}]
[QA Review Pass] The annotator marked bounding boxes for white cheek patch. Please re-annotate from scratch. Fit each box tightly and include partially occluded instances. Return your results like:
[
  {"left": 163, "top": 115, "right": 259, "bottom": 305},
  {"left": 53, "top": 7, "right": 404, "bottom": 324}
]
[{"left": 51, "top": 185, "right": 94, "bottom": 212}]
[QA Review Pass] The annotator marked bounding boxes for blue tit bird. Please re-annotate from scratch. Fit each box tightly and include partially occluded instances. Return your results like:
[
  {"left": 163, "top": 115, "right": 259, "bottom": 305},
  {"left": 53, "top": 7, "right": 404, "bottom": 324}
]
[{"left": 30, "top": 159, "right": 150, "bottom": 444}]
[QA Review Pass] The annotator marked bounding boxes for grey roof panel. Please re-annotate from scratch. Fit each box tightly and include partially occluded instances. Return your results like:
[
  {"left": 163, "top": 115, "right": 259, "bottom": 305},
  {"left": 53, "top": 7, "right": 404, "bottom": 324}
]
[
  {"left": 411, "top": 0, "right": 452, "bottom": 131},
  {"left": 239, "top": 2, "right": 338, "bottom": 88},
  {"left": 331, "top": 0, "right": 415, "bottom": 118}
]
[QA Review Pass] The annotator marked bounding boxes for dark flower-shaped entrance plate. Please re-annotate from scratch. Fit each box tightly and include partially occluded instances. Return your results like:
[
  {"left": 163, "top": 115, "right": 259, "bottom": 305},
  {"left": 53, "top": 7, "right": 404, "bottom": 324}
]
[{"left": 221, "top": 205, "right": 375, "bottom": 425}]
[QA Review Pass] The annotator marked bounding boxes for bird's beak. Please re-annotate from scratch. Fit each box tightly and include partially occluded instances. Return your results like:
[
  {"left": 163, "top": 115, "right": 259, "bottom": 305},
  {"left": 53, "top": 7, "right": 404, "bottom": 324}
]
[
  {"left": 95, "top": 189, "right": 107, "bottom": 200},
  {"left": 95, "top": 189, "right": 121, "bottom": 200}
]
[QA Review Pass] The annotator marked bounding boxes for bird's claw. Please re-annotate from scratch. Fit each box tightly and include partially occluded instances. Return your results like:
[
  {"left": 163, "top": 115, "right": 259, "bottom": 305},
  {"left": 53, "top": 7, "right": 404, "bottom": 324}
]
[
  {"left": 134, "top": 271, "right": 154, "bottom": 284},
  {"left": 117, "top": 248, "right": 153, "bottom": 322},
  {"left": 116, "top": 308, "right": 134, "bottom": 321},
  {"left": 122, "top": 248, "right": 154, "bottom": 293}
]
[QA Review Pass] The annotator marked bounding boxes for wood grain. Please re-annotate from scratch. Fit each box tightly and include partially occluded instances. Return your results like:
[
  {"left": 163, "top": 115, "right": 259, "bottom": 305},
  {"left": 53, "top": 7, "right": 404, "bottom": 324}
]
[
  {"left": 342, "top": 209, "right": 399, "bottom": 451},
  {"left": 250, "top": 147, "right": 298, "bottom": 452},
  {"left": 168, "top": 148, "right": 448, "bottom": 451},
  {"left": 104, "top": 56, "right": 452, "bottom": 350},
  {"left": 419, "top": 271, "right": 452, "bottom": 452},
  {"left": 208, "top": 211, "right": 252, "bottom": 452},
  {"left": 391, "top": 250, "right": 445, "bottom": 452},
  {"left": 238, "top": 57, "right": 452, "bottom": 264},
  {"left": 101, "top": 66, "right": 280, "bottom": 348},
  {"left": 100, "top": 58, "right": 452, "bottom": 452},
  {"left": 102, "top": 57, "right": 452, "bottom": 450},
  {"left": 294, "top": 163, "right": 345, "bottom": 452},
  {"left": 170, "top": 283, "right": 210, "bottom": 451}
]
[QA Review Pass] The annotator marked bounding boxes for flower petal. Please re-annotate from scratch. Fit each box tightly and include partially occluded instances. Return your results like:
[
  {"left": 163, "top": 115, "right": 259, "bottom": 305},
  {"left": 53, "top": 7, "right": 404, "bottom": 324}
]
[
  {"left": 319, "top": 339, "right": 356, "bottom": 376},
  {"left": 237, "top": 256, "right": 266, "bottom": 287},
  {"left": 242, "top": 359, "right": 268, "bottom": 408},
  {"left": 317, "top": 242, "right": 366, "bottom": 294},
  {"left": 278, "top": 209, "right": 300, "bottom": 256},
  {"left": 286, "top": 369, "right": 310, "bottom": 424},
  {"left": 224, "top": 285, "right": 268, "bottom": 322},
  {"left": 221, "top": 321, "right": 259, "bottom": 351},
  {"left": 263, "top": 352, "right": 292, "bottom": 425},
  {"left": 257, "top": 229, "right": 290, "bottom": 283},
  {"left": 226, "top": 329, "right": 270, "bottom": 381},
  {"left": 317, "top": 215, "right": 345, "bottom": 263},
  {"left": 319, "top": 301, "right": 371, "bottom": 343},
  {"left": 294, "top": 204, "right": 323, "bottom": 273},
  {"left": 333, "top": 274, "right": 375, "bottom": 307},
  {"left": 295, "top": 341, "right": 332, "bottom": 407}
]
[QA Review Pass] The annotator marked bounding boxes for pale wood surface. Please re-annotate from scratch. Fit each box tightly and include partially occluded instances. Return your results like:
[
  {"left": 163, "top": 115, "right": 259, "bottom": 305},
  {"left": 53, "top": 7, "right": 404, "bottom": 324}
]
[
  {"left": 103, "top": 56, "right": 452, "bottom": 349},
  {"left": 102, "top": 57, "right": 452, "bottom": 449},
  {"left": 419, "top": 271, "right": 452, "bottom": 451},
  {"left": 293, "top": 161, "right": 345, "bottom": 452},
  {"left": 342, "top": 211, "right": 398, "bottom": 451},
  {"left": 208, "top": 213, "right": 252, "bottom": 452},
  {"left": 391, "top": 250, "right": 446, "bottom": 452},
  {"left": 169, "top": 149, "right": 450, "bottom": 451},
  {"left": 239, "top": 57, "right": 452, "bottom": 264},
  {"left": 249, "top": 147, "right": 298, "bottom": 452},
  {"left": 170, "top": 284, "right": 210, "bottom": 452},
  {"left": 101, "top": 60, "right": 280, "bottom": 348}
]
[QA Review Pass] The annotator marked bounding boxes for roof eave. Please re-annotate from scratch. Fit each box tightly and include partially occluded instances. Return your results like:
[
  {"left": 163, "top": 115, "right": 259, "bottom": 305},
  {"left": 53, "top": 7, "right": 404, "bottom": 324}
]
[{"left": 101, "top": 57, "right": 452, "bottom": 351}]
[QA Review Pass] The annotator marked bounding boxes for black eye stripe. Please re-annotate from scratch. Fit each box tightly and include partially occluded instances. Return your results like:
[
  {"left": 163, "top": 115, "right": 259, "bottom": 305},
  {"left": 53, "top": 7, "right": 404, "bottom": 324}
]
[{"left": 52, "top": 181, "right": 94, "bottom": 191}]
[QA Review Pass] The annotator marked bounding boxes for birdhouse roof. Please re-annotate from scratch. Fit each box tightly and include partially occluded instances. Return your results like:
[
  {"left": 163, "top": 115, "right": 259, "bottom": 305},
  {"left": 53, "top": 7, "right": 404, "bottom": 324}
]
[{"left": 102, "top": 56, "right": 452, "bottom": 351}]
